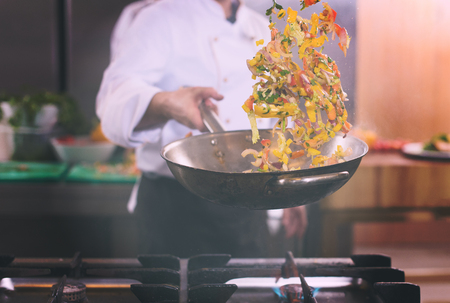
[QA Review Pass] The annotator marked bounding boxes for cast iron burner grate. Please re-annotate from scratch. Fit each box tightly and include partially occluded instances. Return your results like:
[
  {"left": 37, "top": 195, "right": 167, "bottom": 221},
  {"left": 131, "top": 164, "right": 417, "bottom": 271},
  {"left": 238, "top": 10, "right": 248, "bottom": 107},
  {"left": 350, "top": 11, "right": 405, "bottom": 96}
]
[
  {"left": 182, "top": 252, "right": 419, "bottom": 303},
  {"left": 0, "top": 252, "right": 420, "bottom": 303}
]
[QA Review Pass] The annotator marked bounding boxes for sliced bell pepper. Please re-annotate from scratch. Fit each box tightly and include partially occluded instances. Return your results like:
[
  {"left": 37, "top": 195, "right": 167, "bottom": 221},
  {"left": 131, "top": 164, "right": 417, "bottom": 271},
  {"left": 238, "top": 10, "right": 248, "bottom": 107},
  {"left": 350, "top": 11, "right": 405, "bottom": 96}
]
[
  {"left": 334, "top": 24, "right": 351, "bottom": 57},
  {"left": 310, "top": 13, "right": 319, "bottom": 36},
  {"left": 301, "top": 0, "right": 321, "bottom": 10},
  {"left": 277, "top": 9, "right": 286, "bottom": 19},
  {"left": 287, "top": 7, "right": 298, "bottom": 23},
  {"left": 312, "top": 155, "right": 329, "bottom": 166},
  {"left": 325, "top": 99, "right": 336, "bottom": 120},
  {"left": 290, "top": 150, "right": 305, "bottom": 159},
  {"left": 242, "top": 96, "right": 255, "bottom": 113},
  {"left": 261, "top": 139, "right": 271, "bottom": 147},
  {"left": 307, "top": 147, "right": 321, "bottom": 156}
]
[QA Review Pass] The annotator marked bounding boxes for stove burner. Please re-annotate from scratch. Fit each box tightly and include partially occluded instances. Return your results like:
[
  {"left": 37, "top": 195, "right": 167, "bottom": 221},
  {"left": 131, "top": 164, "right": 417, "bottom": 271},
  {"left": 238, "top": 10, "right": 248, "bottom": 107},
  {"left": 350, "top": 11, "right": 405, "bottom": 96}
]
[
  {"left": 278, "top": 284, "right": 303, "bottom": 302},
  {"left": 48, "top": 275, "right": 87, "bottom": 303},
  {"left": 1, "top": 252, "right": 421, "bottom": 303},
  {"left": 51, "top": 283, "right": 86, "bottom": 302},
  {"left": 276, "top": 274, "right": 318, "bottom": 303}
]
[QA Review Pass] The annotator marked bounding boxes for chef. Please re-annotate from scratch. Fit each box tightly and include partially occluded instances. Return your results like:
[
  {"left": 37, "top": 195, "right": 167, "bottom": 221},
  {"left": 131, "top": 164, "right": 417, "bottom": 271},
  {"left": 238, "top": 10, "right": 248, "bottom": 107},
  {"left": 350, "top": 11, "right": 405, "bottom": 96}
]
[{"left": 96, "top": 0, "right": 307, "bottom": 257}]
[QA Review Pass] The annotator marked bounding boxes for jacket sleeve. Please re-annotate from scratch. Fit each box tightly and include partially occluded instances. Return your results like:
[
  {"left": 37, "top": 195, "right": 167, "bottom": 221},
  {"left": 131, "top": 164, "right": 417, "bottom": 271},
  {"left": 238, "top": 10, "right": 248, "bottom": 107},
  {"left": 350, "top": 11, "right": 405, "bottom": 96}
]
[{"left": 96, "top": 6, "right": 172, "bottom": 148}]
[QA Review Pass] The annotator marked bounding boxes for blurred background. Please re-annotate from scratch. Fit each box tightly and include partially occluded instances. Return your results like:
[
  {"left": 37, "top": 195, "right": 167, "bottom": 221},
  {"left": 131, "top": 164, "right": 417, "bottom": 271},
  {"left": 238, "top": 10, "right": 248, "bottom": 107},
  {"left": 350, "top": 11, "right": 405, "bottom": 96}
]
[{"left": 0, "top": 0, "right": 449, "bottom": 302}]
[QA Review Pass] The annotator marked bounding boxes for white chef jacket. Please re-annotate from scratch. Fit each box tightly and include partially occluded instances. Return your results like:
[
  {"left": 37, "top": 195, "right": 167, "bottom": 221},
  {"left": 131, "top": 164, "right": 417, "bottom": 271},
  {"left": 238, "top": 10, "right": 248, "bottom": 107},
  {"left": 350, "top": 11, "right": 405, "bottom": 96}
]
[
  {"left": 109, "top": 0, "right": 157, "bottom": 62},
  {"left": 96, "top": 0, "right": 273, "bottom": 178}
]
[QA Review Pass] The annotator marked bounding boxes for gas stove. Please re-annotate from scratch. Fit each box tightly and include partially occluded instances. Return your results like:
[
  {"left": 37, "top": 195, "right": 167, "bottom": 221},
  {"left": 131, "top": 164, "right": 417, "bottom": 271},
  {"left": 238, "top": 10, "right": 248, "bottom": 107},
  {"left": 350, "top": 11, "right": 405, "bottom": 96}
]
[{"left": 0, "top": 252, "right": 420, "bottom": 303}]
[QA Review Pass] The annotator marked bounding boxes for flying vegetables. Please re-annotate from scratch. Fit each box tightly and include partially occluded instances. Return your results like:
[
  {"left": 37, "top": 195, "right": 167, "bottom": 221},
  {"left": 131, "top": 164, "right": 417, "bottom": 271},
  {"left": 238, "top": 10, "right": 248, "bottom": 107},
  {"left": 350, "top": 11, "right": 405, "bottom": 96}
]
[{"left": 241, "top": 0, "right": 353, "bottom": 172}]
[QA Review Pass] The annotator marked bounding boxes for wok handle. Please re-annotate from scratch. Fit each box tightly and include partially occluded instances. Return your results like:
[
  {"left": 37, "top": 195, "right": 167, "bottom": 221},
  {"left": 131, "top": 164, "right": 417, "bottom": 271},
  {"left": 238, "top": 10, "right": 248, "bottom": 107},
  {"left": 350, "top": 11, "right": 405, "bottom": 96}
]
[
  {"left": 264, "top": 171, "right": 350, "bottom": 196},
  {"left": 198, "top": 101, "right": 226, "bottom": 133}
]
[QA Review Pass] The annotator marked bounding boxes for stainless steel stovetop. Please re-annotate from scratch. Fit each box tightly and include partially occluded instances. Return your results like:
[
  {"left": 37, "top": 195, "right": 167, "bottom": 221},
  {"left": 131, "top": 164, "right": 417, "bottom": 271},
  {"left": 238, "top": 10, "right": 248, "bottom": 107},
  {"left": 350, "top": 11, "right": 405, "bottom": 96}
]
[{"left": 0, "top": 252, "right": 421, "bottom": 303}]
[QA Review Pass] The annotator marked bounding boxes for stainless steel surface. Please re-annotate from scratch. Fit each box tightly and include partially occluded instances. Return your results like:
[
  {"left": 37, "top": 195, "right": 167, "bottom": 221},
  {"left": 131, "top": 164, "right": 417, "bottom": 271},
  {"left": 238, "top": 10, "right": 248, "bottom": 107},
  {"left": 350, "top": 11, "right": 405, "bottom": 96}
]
[
  {"left": 161, "top": 130, "right": 368, "bottom": 209},
  {"left": 263, "top": 171, "right": 350, "bottom": 196},
  {"left": 198, "top": 101, "right": 226, "bottom": 133}
]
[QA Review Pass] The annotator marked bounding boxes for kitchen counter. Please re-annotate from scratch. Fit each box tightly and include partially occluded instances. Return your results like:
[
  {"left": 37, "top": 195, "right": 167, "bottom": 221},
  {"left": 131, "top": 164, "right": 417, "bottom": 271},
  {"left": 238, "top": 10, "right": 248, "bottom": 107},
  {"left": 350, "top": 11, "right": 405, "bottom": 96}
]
[{"left": 309, "top": 151, "right": 450, "bottom": 257}]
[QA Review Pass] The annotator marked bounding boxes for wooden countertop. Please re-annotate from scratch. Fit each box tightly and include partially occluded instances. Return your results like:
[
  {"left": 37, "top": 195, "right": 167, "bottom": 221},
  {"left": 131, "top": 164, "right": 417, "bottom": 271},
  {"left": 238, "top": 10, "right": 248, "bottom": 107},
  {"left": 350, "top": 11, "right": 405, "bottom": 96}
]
[
  {"left": 360, "top": 151, "right": 450, "bottom": 167},
  {"left": 323, "top": 151, "right": 450, "bottom": 210}
]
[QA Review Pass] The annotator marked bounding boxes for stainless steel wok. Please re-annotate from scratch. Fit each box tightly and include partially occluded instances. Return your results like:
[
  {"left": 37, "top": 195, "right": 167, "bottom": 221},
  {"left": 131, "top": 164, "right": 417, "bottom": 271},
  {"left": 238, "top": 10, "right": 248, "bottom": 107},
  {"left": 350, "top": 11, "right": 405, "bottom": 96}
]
[{"left": 161, "top": 105, "right": 368, "bottom": 210}]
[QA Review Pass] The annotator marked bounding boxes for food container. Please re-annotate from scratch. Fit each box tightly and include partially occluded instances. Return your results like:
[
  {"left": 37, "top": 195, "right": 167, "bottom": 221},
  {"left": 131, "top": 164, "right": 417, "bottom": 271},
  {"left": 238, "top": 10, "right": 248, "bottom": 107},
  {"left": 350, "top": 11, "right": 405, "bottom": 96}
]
[
  {"left": 12, "top": 127, "right": 61, "bottom": 162},
  {"left": 50, "top": 136, "right": 116, "bottom": 164}
]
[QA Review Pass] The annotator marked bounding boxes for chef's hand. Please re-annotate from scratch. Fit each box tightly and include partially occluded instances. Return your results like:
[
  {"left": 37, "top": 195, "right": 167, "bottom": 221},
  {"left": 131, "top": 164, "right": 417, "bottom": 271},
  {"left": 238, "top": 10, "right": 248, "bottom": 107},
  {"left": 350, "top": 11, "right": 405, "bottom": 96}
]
[
  {"left": 136, "top": 86, "right": 223, "bottom": 132},
  {"left": 282, "top": 206, "right": 308, "bottom": 239}
]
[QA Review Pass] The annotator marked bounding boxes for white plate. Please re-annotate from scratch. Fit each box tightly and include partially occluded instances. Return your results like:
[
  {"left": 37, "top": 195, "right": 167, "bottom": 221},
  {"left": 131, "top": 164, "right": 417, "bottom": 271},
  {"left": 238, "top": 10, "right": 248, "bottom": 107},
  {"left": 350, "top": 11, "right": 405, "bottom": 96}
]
[{"left": 401, "top": 142, "right": 450, "bottom": 160}]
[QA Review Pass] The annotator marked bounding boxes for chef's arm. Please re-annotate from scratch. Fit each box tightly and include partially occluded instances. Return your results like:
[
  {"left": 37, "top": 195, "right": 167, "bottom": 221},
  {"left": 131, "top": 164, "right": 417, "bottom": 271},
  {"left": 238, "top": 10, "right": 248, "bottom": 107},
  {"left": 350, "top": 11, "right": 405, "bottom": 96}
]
[
  {"left": 134, "top": 86, "right": 223, "bottom": 132},
  {"left": 282, "top": 206, "right": 308, "bottom": 239}
]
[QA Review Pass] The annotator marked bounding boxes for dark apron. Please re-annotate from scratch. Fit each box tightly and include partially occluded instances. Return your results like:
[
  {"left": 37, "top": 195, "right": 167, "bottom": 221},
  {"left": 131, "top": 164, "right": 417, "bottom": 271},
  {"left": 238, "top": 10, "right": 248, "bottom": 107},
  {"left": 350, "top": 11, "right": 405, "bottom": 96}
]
[{"left": 135, "top": 174, "right": 270, "bottom": 258}]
